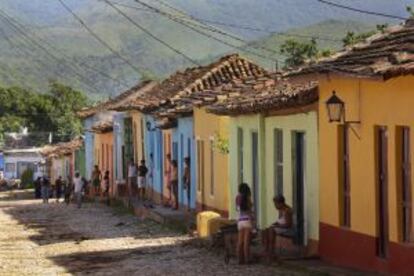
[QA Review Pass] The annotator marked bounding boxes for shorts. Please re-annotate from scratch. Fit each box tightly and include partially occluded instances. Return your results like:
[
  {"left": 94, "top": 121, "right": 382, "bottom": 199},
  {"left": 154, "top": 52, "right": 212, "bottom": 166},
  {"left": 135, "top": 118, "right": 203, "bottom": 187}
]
[
  {"left": 138, "top": 177, "right": 146, "bottom": 188},
  {"left": 129, "top": 177, "right": 137, "bottom": 186},
  {"left": 237, "top": 219, "right": 252, "bottom": 231},
  {"left": 273, "top": 226, "right": 293, "bottom": 235},
  {"left": 93, "top": 179, "right": 100, "bottom": 187}
]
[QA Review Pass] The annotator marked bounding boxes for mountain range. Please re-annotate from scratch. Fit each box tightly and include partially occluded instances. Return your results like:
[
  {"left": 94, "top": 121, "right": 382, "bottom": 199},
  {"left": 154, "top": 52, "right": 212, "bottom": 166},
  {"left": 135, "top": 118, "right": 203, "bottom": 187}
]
[{"left": 0, "top": 0, "right": 412, "bottom": 99}]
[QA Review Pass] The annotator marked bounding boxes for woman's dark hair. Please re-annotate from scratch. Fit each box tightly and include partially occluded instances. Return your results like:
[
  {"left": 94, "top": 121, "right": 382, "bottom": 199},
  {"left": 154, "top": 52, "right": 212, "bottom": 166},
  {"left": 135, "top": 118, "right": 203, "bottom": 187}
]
[
  {"left": 274, "top": 194, "right": 285, "bottom": 204},
  {"left": 172, "top": 160, "right": 178, "bottom": 167},
  {"left": 238, "top": 183, "right": 251, "bottom": 212}
]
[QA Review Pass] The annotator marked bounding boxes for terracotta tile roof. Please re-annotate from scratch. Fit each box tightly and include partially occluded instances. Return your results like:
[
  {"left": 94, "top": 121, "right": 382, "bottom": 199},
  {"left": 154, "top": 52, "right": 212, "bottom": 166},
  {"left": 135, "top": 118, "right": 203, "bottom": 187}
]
[
  {"left": 206, "top": 79, "right": 319, "bottom": 116},
  {"left": 90, "top": 121, "right": 114, "bottom": 133},
  {"left": 288, "top": 20, "right": 414, "bottom": 80},
  {"left": 77, "top": 80, "right": 158, "bottom": 119},
  {"left": 121, "top": 54, "right": 268, "bottom": 112},
  {"left": 40, "top": 137, "right": 83, "bottom": 159}
]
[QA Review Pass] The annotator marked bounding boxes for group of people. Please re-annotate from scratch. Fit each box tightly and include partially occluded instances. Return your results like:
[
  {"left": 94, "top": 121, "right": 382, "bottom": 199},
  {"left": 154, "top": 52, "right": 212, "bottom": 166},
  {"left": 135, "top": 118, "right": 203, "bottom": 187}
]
[
  {"left": 91, "top": 165, "right": 111, "bottom": 205},
  {"left": 164, "top": 154, "right": 191, "bottom": 211},
  {"left": 128, "top": 158, "right": 150, "bottom": 202},
  {"left": 236, "top": 183, "right": 293, "bottom": 265},
  {"left": 34, "top": 173, "right": 89, "bottom": 208}
]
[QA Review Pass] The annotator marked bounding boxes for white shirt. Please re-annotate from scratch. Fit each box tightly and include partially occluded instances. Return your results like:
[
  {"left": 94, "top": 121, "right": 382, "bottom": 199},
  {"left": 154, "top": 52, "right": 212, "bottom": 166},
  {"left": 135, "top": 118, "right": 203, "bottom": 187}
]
[
  {"left": 73, "top": 177, "right": 83, "bottom": 193},
  {"left": 128, "top": 165, "right": 137, "bottom": 177}
]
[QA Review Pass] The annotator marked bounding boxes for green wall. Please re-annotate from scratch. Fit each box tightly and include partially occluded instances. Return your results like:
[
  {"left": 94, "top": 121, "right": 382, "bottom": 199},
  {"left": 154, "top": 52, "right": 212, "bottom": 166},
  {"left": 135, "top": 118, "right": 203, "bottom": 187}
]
[{"left": 228, "top": 111, "right": 319, "bottom": 243}]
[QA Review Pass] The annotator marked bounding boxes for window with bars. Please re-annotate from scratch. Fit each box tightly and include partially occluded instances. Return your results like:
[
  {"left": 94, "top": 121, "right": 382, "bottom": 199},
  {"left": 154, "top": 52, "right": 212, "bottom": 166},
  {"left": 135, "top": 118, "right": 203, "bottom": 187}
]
[{"left": 274, "top": 129, "right": 283, "bottom": 196}]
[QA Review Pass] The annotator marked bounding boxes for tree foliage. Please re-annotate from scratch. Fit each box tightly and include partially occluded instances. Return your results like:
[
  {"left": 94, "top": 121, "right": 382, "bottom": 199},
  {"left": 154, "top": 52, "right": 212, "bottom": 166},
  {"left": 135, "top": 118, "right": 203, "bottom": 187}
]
[
  {"left": 0, "top": 82, "right": 88, "bottom": 144},
  {"left": 280, "top": 38, "right": 332, "bottom": 68}
]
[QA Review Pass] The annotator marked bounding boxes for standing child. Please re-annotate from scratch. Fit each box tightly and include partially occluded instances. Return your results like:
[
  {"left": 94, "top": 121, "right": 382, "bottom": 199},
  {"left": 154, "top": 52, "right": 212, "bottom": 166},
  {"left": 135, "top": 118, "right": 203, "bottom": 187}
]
[
  {"left": 103, "top": 171, "right": 110, "bottom": 206},
  {"left": 171, "top": 160, "right": 179, "bottom": 210},
  {"left": 91, "top": 165, "right": 101, "bottom": 198},
  {"left": 138, "top": 160, "right": 148, "bottom": 201},
  {"left": 183, "top": 157, "right": 191, "bottom": 211},
  {"left": 55, "top": 176, "right": 63, "bottom": 203},
  {"left": 236, "top": 183, "right": 253, "bottom": 265}
]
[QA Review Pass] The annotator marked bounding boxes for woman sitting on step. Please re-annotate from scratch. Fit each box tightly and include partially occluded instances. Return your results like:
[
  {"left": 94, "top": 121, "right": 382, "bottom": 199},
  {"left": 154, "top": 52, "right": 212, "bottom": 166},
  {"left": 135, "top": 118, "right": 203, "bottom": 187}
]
[{"left": 262, "top": 195, "right": 293, "bottom": 262}]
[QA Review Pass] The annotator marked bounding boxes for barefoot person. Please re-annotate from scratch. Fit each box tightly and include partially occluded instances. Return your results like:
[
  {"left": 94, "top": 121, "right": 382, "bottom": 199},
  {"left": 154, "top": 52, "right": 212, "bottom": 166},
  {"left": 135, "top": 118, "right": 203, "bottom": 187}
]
[
  {"left": 138, "top": 160, "right": 148, "bottom": 201},
  {"left": 262, "top": 195, "right": 293, "bottom": 261},
  {"left": 236, "top": 183, "right": 253, "bottom": 264},
  {"left": 183, "top": 157, "right": 191, "bottom": 211},
  {"left": 127, "top": 159, "right": 137, "bottom": 198},
  {"left": 164, "top": 154, "right": 172, "bottom": 206},
  {"left": 73, "top": 172, "right": 83, "bottom": 208},
  {"left": 92, "top": 165, "right": 101, "bottom": 198},
  {"left": 171, "top": 160, "right": 179, "bottom": 210},
  {"left": 103, "top": 171, "right": 110, "bottom": 206}
]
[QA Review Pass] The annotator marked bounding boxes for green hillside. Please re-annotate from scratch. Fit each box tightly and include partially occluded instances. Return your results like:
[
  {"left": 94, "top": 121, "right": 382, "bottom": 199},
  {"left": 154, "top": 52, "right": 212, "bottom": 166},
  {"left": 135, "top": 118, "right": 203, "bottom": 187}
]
[{"left": 0, "top": 0, "right": 409, "bottom": 99}]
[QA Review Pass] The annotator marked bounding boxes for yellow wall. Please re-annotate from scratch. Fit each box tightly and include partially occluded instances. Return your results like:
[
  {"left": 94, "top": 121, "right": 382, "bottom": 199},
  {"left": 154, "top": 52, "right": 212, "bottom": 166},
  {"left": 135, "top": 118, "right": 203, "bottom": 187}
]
[
  {"left": 319, "top": 74, "right": 414, "bottom": 243},
  {"left": 194, "top": 107, "right": 230, "bottom": 215},
  {"left": 94, "top": 131, "right": 114, "bottom": 191}
]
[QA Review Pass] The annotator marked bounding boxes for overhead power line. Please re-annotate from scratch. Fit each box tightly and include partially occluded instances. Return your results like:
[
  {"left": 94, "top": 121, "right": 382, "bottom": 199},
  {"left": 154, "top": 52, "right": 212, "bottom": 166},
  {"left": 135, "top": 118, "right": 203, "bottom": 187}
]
[
  {"left": 101, "top": 0, "right": 201, "bottom": 66},
  {"left": 131, "top": 0, "right": 279, "bottom": 62},
  {"left": 317, "top": 0, "right": 409, "bottom": 20},
  {"left": 57, "top": 0, "right": 145, "bottom": 75},
  {"left": 151, "top": 0, "right": 341, "bottom": 42},
  {"left": 0, "top": 11, "right": 130, "bottom": 90},
  {"left": 0, "top": 10, "right": 103, "bottom": 95},
  {"left": 122, "top": 1, "right": 279, "bottom": 56}
]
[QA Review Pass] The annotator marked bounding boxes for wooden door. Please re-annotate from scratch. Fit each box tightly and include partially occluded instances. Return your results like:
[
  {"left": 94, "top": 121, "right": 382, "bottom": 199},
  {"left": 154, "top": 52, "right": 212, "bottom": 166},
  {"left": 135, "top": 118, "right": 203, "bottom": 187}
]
[
  {"left": 377, "top": 127, "right": 389, "bottom": 258},
  {"left": 401, "top": 127, "right": 412, "bottom": 242}
]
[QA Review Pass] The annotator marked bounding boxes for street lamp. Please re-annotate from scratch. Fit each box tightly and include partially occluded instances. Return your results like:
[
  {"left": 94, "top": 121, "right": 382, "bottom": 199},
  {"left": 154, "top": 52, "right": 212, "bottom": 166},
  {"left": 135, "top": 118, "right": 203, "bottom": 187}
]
[
  {"left": 325, "top": 91, "right": 360, "bottom": 124},
  {"left": 325, "top": 90, "right": 344, "bottom": 123}
]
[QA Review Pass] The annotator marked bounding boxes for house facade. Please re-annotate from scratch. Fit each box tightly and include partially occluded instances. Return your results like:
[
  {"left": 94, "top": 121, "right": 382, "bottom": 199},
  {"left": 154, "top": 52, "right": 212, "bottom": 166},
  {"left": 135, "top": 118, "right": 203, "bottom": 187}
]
[
  {"left": 208, "top": 78, "right": 319, "bottom": 254},
  {"left": 3, "top": 148, "right": 44, "bottom": 180},
  {"left": 297, "top": 20, "right": 414, "bottom": 274},
  {"left": 122, "top": 54, "right": 267, "bottom": 210},
  {"left": 194, "top": 107, "right": 230, "bottom": 217}
]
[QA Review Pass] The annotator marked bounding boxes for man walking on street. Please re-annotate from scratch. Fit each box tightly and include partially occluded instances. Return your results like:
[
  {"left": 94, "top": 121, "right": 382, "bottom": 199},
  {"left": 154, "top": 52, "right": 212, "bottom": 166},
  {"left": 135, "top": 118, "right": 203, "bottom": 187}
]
[
  {"left": 73, "top": 172, "right": 83, "bottom": 208},
  {"left": 41, "top": 176, "right": 50, "bottom": 204},
  {"left": 138, "top": 160, "right": 148, "bottom": 201}
]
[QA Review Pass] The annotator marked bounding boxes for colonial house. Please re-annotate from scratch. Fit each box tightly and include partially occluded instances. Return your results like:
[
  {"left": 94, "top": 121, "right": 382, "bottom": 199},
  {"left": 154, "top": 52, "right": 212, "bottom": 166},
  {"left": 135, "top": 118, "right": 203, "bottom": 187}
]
[
  {"left": 3, "top": 148, "right": 45, "bottom": 180},
  {"left": 207, "top": 77, "right": 319, "bottom": 255},
  {"left": 121, "top": 54, "right": 267, "bottom": 210},
  {"left": 77, "top": 80, "right": 157, "bottom": 196},
  {"left": 292, "top": 20, "right": 414, "bottom": 274},
  {"left": 91, "top": 121, "right": 114, "bottom": 196},
  {"left": 40, "top": 138, "right": 83, "bottom": 183}
]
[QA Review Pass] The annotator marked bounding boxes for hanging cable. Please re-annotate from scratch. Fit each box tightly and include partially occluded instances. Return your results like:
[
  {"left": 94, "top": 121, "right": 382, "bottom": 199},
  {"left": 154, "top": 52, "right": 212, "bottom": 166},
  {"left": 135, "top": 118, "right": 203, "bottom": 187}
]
[
  {"left": 317, "top": 0, "right": 408, "bottom": 20},
  {"left": 0, "top": 11, "right": 103, "bottom": 95},
  {"left": 57, "top": 0, "right": 145, "bottom": 75},
  {"left": 131, "top": 0, "right": 279, "bottom": 62},
  {"left": 101, "top": 0, "right": 200, "bottom": 66},
  {"left": 1, "top": 11, "right": 131, "bottom": 89}
]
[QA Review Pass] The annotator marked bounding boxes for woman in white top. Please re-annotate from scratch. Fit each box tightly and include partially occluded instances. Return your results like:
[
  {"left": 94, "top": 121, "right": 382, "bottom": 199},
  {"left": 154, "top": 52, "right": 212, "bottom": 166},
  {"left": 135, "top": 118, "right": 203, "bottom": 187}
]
[{"left": 73, "top": 172, "right": 83, "bottom": 208}]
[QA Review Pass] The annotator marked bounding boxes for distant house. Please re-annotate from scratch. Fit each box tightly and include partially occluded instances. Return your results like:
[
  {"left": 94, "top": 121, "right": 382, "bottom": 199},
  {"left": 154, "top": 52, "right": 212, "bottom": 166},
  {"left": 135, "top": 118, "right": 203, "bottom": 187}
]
[
  {"left": 40, "top": 138, "right": 83, "bottom": 184},
  {"left": 3, "top": 148, "right": 45, "bottom": 180}
]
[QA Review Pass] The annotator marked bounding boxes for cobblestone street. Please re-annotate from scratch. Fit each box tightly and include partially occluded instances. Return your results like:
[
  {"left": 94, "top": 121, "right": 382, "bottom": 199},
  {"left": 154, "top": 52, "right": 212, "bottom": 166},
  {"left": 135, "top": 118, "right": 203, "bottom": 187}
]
[{"left": 0, "top": 190, "right": 317, "bottom": 276}]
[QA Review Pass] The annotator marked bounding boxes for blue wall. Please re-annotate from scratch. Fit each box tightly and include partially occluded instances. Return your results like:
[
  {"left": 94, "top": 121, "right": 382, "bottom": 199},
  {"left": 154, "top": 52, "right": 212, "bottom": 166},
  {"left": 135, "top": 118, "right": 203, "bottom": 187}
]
[
  {"left": 113, "top": 113, "right": 126, "bottom": 182},
  {"left": 84, "top": 117, "right": 95, "bottom": 180},
  {"left": 172, "top": 116, "right": 196, "bottom": 209},
  {"left": 144, "top": 115, "right": 164, "bottom": 197},
  {"left": 0, "top": 152, "right": 4, "bottom": 171}
]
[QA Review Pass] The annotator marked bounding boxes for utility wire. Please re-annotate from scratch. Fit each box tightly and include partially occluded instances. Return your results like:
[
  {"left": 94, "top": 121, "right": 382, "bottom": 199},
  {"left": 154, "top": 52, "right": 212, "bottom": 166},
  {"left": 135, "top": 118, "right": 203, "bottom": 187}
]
[
  {"left": 101, "top": 0, "right": 200, "bottom": 66},
  {"left": 132, "top": 0, "right": 279, "bottom": 62},
  {"left": 317, "top": 0, "right": 408, "bottom": 20},
  {"left": 122, "top": 1, "right": 281, "bottom": 56},
  {"left": 1, "top": 11, "right": 131, "bottom": 89},
  {"left": 57, "top": 0, "right": 145, "bottom": 75},
  {"left": 151, "top": 0, "right": 341, "bottom": 42},
  {"left": 0, "top": 10, "right": 104, "bottom": 95}
]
